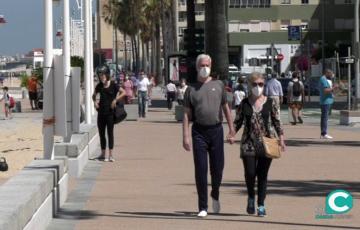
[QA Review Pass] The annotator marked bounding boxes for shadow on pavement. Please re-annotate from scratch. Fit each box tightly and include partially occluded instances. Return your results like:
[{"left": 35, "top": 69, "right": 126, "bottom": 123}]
[
  {"left": 144, "top": 120, "right": 180, "bottom": 124},
  {"left": 104, "top": 211, "right": 359, "bottom": 229},
  {"left": 54, "top": 208, "right": 99, "bottom": 220},
  {"left": 285, "top": 140, "right": 360, "bottom": 147},
  {"left": 221, "top": 180, "right": 360, "bottom": 199}
]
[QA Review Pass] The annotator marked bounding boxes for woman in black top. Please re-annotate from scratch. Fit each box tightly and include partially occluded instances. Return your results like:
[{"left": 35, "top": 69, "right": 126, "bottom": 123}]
[
  {"left": 233, "top": 72, "right": 286, "bottom": 217},
  {"left": 92, "top": 65, "right": 126, "bottom": 162}
]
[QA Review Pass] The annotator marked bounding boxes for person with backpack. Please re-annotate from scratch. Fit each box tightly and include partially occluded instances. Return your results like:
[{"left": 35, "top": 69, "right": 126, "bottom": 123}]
[
  {"left": 287, "top": 72, "right": 305, "bottom": 125},
  {"left": 0, "top": 87, "right": 13, "bottom": 119}
]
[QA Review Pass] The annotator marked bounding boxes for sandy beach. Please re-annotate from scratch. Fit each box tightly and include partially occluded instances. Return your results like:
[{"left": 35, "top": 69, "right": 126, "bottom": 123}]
[{"left": 0, "top": 98, "right": 43, "bottom": 183}]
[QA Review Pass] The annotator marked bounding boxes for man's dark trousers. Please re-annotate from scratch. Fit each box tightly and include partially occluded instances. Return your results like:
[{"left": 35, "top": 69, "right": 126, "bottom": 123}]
[{"left": 192, "top": 123, "right": 224, "bottom": 211}]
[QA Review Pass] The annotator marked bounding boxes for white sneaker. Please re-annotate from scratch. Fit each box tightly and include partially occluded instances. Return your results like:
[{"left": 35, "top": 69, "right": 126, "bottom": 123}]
[
  {"left": 212, "top": 198, "right": 221, "bottom": 214},
  {"left": 197, "top": 210, "right": 208, "bottom": 218},
  {"left": 320, "top": 134, "right": 333, "bottom": 139}
]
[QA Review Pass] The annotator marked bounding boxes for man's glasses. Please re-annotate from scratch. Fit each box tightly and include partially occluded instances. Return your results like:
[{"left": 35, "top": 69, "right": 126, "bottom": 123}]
[{"left": 252, "top": 82, "right": 264, "bottom": 87}]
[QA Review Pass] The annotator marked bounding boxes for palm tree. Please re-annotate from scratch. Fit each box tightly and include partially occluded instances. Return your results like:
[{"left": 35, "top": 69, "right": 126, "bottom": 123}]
[{"left": 205, "top": 0, "right": 229, "bottom": 80}]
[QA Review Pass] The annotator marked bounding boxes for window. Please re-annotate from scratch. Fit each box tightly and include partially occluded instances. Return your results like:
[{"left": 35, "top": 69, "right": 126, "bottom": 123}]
[
  {"left": 335, "top": 19, "right": 354, "bottom": 29},
  {"left": 281, "top": 20, "right": 290, "bottom": 30},
  {"left": 178, "top": 0, "right": 186, "bottom": 6},
  {"left": 301, "top": 0, "right": 309, "bottom": 4},
  {"left": 281, "top": 0, "right": 291, "bottom": 4},
  {"left": 178, "top": 27, "right": 186, "bottom": 36},
  {"left": 345, "top": 0, "right": 352, "bottom": 3},
  {"left": 229, "top": 0, "right": 271, "bottom": 8},
  {"left": 301, "top": 20, "right": 309, "bottom": 30}
]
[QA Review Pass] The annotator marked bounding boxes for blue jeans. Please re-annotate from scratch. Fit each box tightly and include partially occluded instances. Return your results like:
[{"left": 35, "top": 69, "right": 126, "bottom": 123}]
[
  {"left": 320, "top": 104, "right": 331, "bottom": 136},
  {"left": 138, "top": 91, "right": 147, "bottom": 117}
]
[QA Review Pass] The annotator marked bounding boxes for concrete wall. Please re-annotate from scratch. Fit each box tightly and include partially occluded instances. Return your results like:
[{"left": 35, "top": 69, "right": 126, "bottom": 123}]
[{"left": 0, "top": 159, "right": 68, "bottom": 230}]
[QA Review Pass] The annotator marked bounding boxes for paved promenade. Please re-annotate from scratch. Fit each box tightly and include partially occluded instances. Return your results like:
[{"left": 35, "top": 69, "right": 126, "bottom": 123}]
[{"left": 47, "top": 100, "right": 360, "bottom": 230}]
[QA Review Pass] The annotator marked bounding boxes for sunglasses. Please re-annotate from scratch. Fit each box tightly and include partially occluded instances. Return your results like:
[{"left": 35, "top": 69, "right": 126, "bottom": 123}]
[{"left": 252, "top": 82, "right": 265, "bottom": 87}]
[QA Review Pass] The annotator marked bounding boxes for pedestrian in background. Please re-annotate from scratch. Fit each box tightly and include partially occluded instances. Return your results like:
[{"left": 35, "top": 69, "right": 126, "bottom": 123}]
[
  {"left": 0, "top": 87, "right": 12, "bottom": 119},
  {"left": 264, "top": 73, "right": 283, "bottom": 116},
  {"left": 183, "top": 54, "right": 235, "bottom": 218},
  {"left": 137, "top": 71, "right": 150, "bottom": 118},
  {"left": 233, "top": 72, "right": 286, "bottom": 217},
  {"left": 27, "top": 74, "right": 38, "bottom": 110},
  {"left": 123, "top": 75, "right": 134, "bottom": 104},
  {"left": 287, "top": 72, "right": 305, "bottom": 125},
  {"left": 92, "top": 65, "right": 126, "bottom": 162},
  {"left": 234, "top": 84, "right": 245, "bottom": 110},
  {"left": 148, "top": 75, "right": 156, "bottom": 106},
  {"left": 319, "top": 69, "right": 335, "bottom": 139},
  {"left": 177, "top": 78, "right": 188, "bottom": 105},
  {"left": 166, "top": 80, "right": 177, "bottom": 110}
]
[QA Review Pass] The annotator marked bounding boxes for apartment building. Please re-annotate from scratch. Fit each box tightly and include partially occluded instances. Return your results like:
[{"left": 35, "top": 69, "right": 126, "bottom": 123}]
[
  {"left": 177, "top": 0, "right": 205, "bottom": 49},
  {"left": 228, "top": 0, "right": 354, "bottom": 73}
]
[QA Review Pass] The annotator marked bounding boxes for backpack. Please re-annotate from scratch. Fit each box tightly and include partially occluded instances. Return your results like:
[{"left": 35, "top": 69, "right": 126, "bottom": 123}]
[
  {"left": 292, "top": 81, "right": 301, "bottom": 97},
  {"left": 9, "top": 96, "right": 15, "bottom": 108}
]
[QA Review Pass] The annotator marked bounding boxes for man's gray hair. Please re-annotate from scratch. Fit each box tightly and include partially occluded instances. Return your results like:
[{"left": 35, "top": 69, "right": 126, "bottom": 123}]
[{"left": 196, "top": 54, "right": 212, "bottom": 71}]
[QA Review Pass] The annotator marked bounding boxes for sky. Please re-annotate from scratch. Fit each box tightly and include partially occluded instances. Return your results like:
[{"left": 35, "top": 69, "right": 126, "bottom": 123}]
[{"left": 0, "top": 0, "right": 87, "bottom": 56}]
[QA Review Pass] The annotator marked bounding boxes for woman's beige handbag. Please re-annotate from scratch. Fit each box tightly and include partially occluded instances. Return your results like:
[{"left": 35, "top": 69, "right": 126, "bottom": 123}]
[{"left": 261, "top": 135, "right": 281, "bottom": 159}]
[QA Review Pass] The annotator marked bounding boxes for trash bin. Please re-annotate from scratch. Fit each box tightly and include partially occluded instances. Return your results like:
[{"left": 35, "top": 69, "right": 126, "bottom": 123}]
[{"left": 15, "top": 101, "right": 21, "bottom": 113}]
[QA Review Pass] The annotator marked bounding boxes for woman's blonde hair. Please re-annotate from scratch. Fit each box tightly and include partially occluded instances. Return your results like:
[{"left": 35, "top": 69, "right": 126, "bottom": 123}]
[{"left": 248, "top": 72, "right": 265, "bottom": 85}]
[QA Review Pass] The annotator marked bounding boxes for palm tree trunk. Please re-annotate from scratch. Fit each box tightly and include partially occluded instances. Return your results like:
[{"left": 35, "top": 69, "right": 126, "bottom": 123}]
[
  {"left": 205, "top": 0, "right": 229, "bottom": 80},
  {"left": 146, "top": 42, "right": 150, "bottom": 73},
  {"left": 142, "top": 40, "right": 146, "bottom": 72},
  {"left": 136, "top": 34, "right": 140, "bottom": 72},
  {"left": 155, "top": 22, "right": 162, "bottom": 84},
  {"left": 124, "top": 34, "right": 128, "bottom": 71},
  {"left": 171, "top": 0, "right": 178, "bottom": 52},
  {"left": 161, "top": 0, "right": 168, "bottom": 83},
  {"left": 114, "top": 26, "right": 119, "bottom": 72},
  {"left": 131, "top": 37, "right": 136, "bottom": 71},
  {"left": 151, "top": 32, "right": 156, "bottom": 76}
]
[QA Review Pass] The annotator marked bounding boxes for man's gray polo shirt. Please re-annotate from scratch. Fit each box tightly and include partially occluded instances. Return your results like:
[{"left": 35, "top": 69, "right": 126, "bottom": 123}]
[{"left": 183, "top": 80, "right": 226, "bottom": 126}]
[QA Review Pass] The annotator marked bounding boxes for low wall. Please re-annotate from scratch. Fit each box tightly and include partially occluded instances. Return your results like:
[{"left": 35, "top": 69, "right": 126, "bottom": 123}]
[
  {"left": 0, "top": 159, "right": 68, "bottom": 230},
  {"left": 340, "top": 110, "right": 360, "bottom": 125},
  {"left": 54, "top": 123, "right": 100, "bottom": 178}
]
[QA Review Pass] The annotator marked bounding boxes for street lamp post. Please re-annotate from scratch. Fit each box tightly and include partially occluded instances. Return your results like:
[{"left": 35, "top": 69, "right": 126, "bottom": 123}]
[
  {"left": 84, "top": 0, "right": 92, "bottom": 124},
  {"left": 355, "top": 0, "right": 360, "bottom": 109}
]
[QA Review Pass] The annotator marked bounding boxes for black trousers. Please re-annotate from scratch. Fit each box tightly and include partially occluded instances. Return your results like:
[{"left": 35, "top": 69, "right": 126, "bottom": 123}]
[
  {"left": 242, "top": 156, "right": 272, "bottom": 206},
  {"left": 192, "top": 123, "right": 224, "bottom": 211},
  {"left": 97, "top": 114, "right": 115, "bottom": 150},
  {"left": 167, "top": 91, "right": 176, "bottom": 110}
]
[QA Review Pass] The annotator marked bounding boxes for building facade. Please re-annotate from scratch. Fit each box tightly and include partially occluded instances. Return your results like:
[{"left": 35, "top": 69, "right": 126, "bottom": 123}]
[{"left": 228, "top": 0, "right": 354, "bottom": 73}]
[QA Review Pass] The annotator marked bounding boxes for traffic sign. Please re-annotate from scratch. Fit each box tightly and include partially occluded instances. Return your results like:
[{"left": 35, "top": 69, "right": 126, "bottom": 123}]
[
  {"left": 288, "top": 26, "right": 301, "bottom": 41},
  {"left": 345, "top": 58, "right": 354, "bottom": 64},
  {"left": 277, "top": 53, "right": 284, "bottom": 61}
]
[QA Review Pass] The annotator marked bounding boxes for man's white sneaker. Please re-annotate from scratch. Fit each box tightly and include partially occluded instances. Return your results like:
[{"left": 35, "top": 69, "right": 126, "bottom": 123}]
[
  {"left": 212, "top": 198, "right": 221, "bottom": 214},
  {"left": 320, "top": 134, "right": 333, "bottom": 139},
  {"left": 197, "top": 210, "right": 208, "bottom": 218}
]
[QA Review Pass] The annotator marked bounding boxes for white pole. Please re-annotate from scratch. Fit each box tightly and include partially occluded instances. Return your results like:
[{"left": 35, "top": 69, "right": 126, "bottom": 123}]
[
  {"left": 348, "top": 47, "right": 352, "bottom": 111},
  {"left": 355, "top": 0, "right": 360, "bottom": 107},
  {"left": 43, "top": 0, "right": 54, "bottom": 159},
  {"left": 89, "top": 0, "right": 95, "bottom": 115},
  {"left": 84, "top": 0, "right": 92, "bottom": 124},
  {"left": 63, "top": 0, "right": 72, "bottom": 140}
]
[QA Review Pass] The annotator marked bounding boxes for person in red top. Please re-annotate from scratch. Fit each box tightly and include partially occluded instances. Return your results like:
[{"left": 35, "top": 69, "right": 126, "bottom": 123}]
[{"left": 27, "top": 75, "right": 38, "bottom": 110}]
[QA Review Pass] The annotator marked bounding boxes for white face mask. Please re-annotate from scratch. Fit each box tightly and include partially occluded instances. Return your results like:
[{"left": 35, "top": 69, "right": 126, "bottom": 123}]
[
  {"left": 251, "top": 86, "right": 264, "bottom": 97},
  {"left": 293, "top": 78, "right": 299, "bottom": 82},
  {"left": 198, "top": 67, "right": 211, "bottom": 79}
]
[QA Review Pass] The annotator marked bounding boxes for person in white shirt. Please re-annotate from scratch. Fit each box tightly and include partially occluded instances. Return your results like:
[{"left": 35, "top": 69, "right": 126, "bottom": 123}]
[
  {"left": 166, "top": 80, "right": 177, "bottom": 110},
  {"left": 233, "top": 85, "right": 245, "bottom": 109},
  {"left": 177, "top": 78, "right": 188, "bottom": 105},
  {"left": 137, "top": 71, "right": 150, "bottom": 118}
]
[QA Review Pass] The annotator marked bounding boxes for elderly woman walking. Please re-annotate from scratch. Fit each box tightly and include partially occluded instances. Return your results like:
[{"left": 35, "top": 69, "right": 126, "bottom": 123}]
[{"left": 232, "top": 72, "right": 286, "bottom": 217}]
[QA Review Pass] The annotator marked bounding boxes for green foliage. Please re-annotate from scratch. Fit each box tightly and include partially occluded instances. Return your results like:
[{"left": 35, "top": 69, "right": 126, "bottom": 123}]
[
  {"left": 20, "top": 73, "right": 29, "bottom": 88},
  {"left": 33, "top": 68, "right": 43, "bottom": 83},
  {"left": 71, "top": 56, "right": 84, "bottom": 82}
]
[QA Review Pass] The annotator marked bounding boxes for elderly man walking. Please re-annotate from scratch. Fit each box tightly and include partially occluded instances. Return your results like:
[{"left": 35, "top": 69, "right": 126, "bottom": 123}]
[
  {"left": 182, "top": 54, "right": 235, "bottom": 218},
  {"left": 264, "top": 73, "right": 283, "bottom": 115}
]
